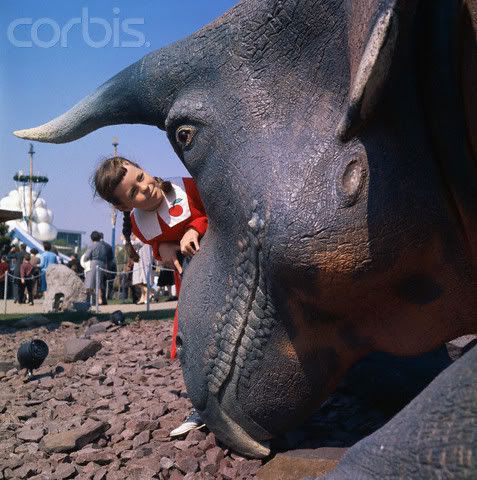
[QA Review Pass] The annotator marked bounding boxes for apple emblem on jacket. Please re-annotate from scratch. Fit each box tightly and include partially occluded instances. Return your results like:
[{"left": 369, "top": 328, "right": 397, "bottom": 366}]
[{"left": 169, "top": 199, "right": 183, "bottom": 217}]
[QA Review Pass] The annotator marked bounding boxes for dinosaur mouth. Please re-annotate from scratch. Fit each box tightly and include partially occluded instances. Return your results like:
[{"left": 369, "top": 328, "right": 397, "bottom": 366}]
[
  {"left": 204, "top": 203, "right": 276, "bottom": 400},
  {"left": 199, "top": 394, "right": 271, "bottom": 458}
]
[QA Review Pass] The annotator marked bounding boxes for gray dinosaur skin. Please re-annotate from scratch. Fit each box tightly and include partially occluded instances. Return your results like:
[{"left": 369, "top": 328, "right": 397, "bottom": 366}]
[{"left": 14, "top": 0, "right": 477, "bottom": 473}]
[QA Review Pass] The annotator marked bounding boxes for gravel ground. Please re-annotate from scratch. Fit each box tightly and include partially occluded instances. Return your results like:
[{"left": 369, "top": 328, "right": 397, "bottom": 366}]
[
  {"left": 0, "top": 317, "right": 455, "bottom": 479},
  {"left": 0, "top": 319, "right": 262, "bottom": 479}
]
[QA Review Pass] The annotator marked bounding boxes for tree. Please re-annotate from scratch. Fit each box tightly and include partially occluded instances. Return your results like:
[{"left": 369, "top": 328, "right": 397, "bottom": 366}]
[{"left": 0, "top": 223, "right": 11, "bottom": 256}]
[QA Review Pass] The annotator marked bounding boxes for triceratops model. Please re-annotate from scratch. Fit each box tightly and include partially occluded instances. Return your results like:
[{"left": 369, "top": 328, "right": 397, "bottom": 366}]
[{"left": 15, "top": 0, "right": 477, "bottom": 477}]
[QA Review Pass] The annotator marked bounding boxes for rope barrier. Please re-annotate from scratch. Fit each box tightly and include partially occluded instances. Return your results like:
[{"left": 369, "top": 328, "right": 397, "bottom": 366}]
[
  {"left": 1, "top": 262, "right": 178, "bottom": 315},
  {"left": 95, "top": 265, "right": 175, "bottom": 275},
  {"left": 3, "top": 272, "right": 7, "bottom": 315},
  {"left": 6, "top": 271, "right": 44, "bottom": 281}
]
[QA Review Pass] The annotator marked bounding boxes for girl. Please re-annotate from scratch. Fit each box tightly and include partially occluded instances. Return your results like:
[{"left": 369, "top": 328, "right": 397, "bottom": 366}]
[
  {"left": 93, "top": 156, "right": 207, "bottom": 437},
  {"left": 93, "top": 157, "right": 207, "bottom": 274}
]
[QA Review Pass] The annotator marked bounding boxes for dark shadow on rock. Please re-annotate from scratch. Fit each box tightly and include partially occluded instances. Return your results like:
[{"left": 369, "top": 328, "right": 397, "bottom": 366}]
[{"left": 271, "top": 345, "right": 452, "bottom": 452}]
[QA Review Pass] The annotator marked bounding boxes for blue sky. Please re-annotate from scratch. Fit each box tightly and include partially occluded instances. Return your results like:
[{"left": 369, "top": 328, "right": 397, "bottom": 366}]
[{"left": 0, "top": 1, "right": 236, "bottom": 246}]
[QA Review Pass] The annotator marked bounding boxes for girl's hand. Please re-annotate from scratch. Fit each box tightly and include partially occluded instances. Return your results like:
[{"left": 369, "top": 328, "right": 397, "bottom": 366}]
[
  {"left": 180, "top": 228, "right": 200, "bottom": 257},
  {"left": 21, "top": 279, "right": 25, "bottom": 284},
  {"left": 158, "top": 242, "right": 182, "bottom": 274}
]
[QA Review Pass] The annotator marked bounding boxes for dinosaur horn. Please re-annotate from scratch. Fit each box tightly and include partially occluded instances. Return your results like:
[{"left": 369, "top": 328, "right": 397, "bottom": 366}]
[{"left": 13, "top": 52, "right": 168, "bottom": 144}]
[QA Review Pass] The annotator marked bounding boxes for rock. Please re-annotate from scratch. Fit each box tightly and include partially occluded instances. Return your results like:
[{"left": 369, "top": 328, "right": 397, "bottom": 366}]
[
  {"left": 84, "top": 321, "right": 114, "bottom": 337},
  {"left": 125, "top": 418, "right": 150, "bottom": 434},
  {"left": 84, "top": 316, "right": 99, "bottom": 327},
  {"left": 43, "top": 264, "right": 88, "bottom": 313},
  {"left": 148, "top": 403, "right": 168, "bottom": 419},
  {"left": 174, "top": 439, "right": 196, "bottom": 451},
  {"left": 257, "top": 448, "right": 345, "bottom": 480},
  {"left": 63, "top": 338, "right": 102, "bottom": 363},
  {"left": 218, "top": 458, "right": 236, "bottom": 480},
  {"left": 87, "top": 364, "right": 103, "bottom": 376},
  {"left": 140, "top": 359, "right": 167, "bottom": 370},
  {"left": 40, "top": 420, "right": 109, "bottom": 453},
  {"left": 201, "top": 461, "right": 219, "bottom": 476},
  {"left": 236, "top": 459, "right": 262, "bottom": 477},
  {"left": 123, "top": 465, "right": 156, "bottom": 480},
  {"left": 187, "top": 429, "right": 206, "bottom": 442},
  {"left": 159, "top": 457, "right": 174, "bottom": 470},
  {"left": 198, "top": 432, "right": 217, "bottom": 452},
  {"left": 53, "top": 463, "right": 77, "bottom": 479},
  {"left": 54, "top": 389, "right": 74, "bottom": 402},
  {"left": 15, "top": 442, "right": 40, "bottom": 454},
  {"left": 121, "top": 429, "right": 136, "bottom": 441},
  {"left": 206, "top": 446, "right": 224, "bottom": 467},
  {"left": 16, "top": 408, "right": 36, "bottom": 420},
  {"left": 169, "top": 470, "right": 185, "bottom": 480},
  {"left": 17, "top": 427, "right": 45, "bottom": 442},
  {"left": 38, "top": 377, "right": 55, "bottom": 390},
  {"left": 93, "top": 466, "right": 108, "bottom": 480},
  {"left": 446, "top": 335, "right": 477, "bottom": 361},
  {"left": 130, "top": 453, "right": 163, "bottom": 473},
  {"left": 72, "top": 447, "right": 117, "bottom": 465},
  {"left": 183, "top": 473, "right": 199, "bottom": 480},
  {"left": 12, "top": 462, "right": 39, "bottom": 479},
  {"left": 4, "top": 454, "right": 23, "bottom": 470},
  {"left": 97, "top": 386, "right": 113, "bottom": 397},
  {"left": 132, "top": 430, "right": 151, "bottom": 448},
  {"left": 175, "top": 456, "right": 199, "bottom": 474}
]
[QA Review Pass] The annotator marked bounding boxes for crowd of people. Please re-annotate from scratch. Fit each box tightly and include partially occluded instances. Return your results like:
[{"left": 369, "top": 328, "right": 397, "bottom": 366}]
[
  {"left": 0, "top": 241, "right": 61, "bottom": 305},
  {"left": 0, "top": 231, "right": 177, "bottom": 307}
]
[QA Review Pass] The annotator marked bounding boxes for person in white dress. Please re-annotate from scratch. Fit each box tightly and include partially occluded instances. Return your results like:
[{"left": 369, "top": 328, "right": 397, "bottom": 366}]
[{"left": 132, "top": 243, "right": 153, "bottom": 304}]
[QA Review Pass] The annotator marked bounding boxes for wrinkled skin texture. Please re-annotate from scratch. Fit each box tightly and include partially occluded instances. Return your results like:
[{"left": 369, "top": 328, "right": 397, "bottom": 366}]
[{"left": 15, "top": 0, "right": 477, "bottom": 475}]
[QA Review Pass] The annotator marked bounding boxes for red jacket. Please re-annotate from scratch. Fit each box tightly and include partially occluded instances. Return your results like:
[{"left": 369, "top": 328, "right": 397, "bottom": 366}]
[
  {"left": 20, "top": 261, "right": 33, "bottom": 279},
  {"left": 131, "top": 177, "right": 208, "bottom": 260}
]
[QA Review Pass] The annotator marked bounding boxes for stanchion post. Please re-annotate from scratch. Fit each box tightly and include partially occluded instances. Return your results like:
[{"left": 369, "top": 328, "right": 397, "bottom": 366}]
[
  {"left": 146, "top": 261, "right": 151, "bottom": 313},
  {"left": 3, "top": 271, "right": 8, "bottom": 315},
  {"left": 95, "top": 266, "right": 100, "bottom": 314}
]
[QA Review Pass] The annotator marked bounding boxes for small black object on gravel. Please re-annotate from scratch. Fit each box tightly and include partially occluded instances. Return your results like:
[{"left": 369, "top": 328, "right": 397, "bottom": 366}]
[
  {"left": 17, "top": 339, "right": 49, "bottom": 377},
  {"left": 110, "top": 310, "right": 125, "bottom": 326}
]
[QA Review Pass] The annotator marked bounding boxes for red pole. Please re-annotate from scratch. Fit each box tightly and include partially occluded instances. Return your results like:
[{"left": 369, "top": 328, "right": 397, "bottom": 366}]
[{"left": 170, "top": 270, "right": 182, "bottom": 360}]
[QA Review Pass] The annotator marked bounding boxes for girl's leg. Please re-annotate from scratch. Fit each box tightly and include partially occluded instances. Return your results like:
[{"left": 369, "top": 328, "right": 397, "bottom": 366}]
[{"left": 141, "top": 284, "right": 148, "bottom": 302}]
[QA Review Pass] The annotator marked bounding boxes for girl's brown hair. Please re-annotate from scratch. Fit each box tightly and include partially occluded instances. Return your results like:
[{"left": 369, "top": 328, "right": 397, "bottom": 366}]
[{"left": 93, "top": 156, "right": 172, "bottom": 262}]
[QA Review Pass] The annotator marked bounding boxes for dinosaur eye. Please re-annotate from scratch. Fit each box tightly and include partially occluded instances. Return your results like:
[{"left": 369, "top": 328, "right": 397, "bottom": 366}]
[{"left": 175, "top": 125, "right": 196, "bottom": 148}]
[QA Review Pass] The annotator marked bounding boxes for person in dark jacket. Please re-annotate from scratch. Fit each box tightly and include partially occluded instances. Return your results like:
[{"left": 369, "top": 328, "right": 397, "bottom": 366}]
[
  {"left": 83, "top": 231, "right": 112, "bottom": 305},
  {"left": 99, "top": 232, "right": 115, "bottom": 300},
  {"left": 13, "top": 244, "right": 27, "bottom": 303},
  {"left": 20, "top": 253, "right": 34, "bottom": 305}
]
